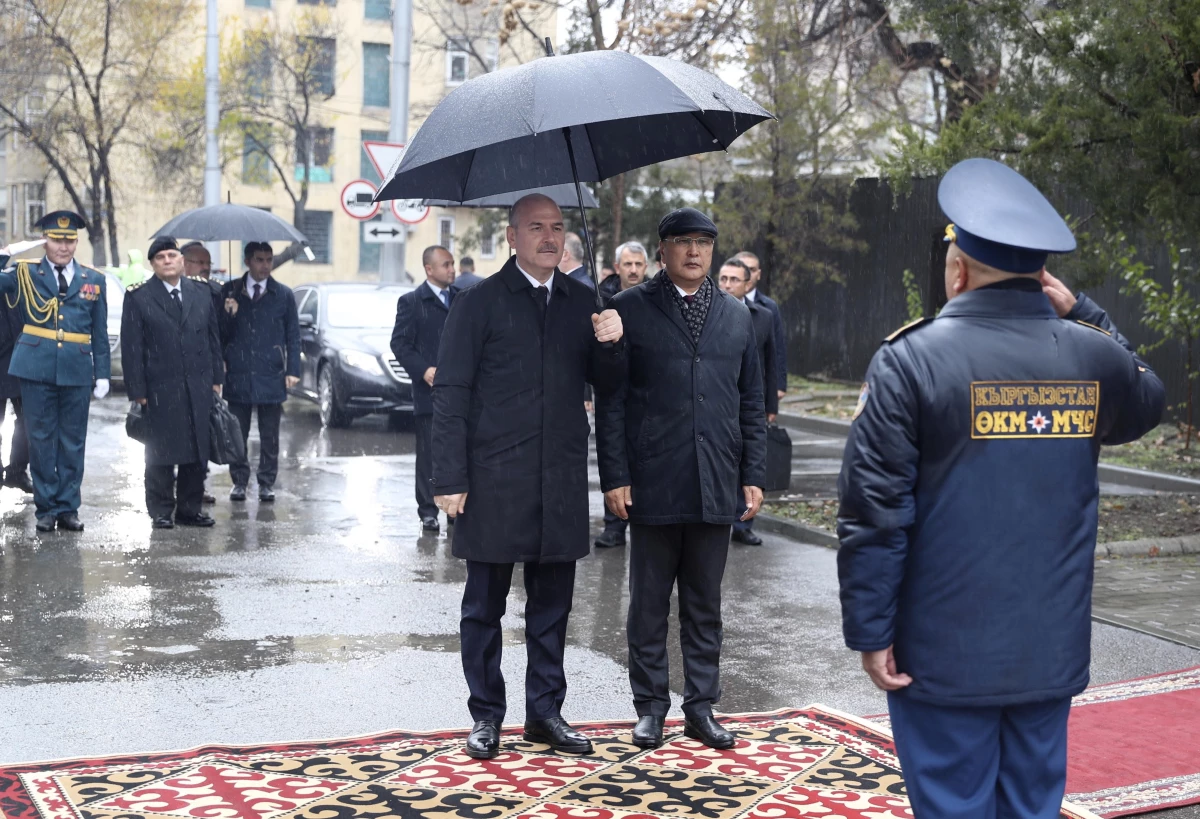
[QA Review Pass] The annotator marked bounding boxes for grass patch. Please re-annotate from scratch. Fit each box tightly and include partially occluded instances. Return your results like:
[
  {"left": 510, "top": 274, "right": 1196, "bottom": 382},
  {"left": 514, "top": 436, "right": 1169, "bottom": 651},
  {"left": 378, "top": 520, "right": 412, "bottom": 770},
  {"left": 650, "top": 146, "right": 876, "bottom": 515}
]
[
  {"left": 762, "top": 499, "right": 838, "bottom": 532},
  {"left": 1101, "top": 424, "right": 1200, "bottom": 479}
]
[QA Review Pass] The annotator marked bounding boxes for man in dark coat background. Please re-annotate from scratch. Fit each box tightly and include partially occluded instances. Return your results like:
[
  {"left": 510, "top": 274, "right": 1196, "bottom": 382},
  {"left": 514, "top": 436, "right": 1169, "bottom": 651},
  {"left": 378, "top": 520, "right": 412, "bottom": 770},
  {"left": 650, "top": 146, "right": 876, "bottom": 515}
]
[
  {"left": 391, "top": 244, "right": 458, "bottom": 532},
  {"left": 737, "top": 251, "right": 787, "bottom": 402},
  {"left": 596, "top": 208, "right": 767, "bottom": 751},
  {"left": 433, "top": 193, "right": 625, "bottom": 761},
  {"left": 182, "top": 240, "right": 229, "bottom": 506},
  {"left": 219, "top": 242, "right": 300, "bottom": 503},
  {"left": 122, "top": 237, "right": 224, "bottom": 528},
  {"left": 0, "top": 290, "right": 31, "bottom": 494}
]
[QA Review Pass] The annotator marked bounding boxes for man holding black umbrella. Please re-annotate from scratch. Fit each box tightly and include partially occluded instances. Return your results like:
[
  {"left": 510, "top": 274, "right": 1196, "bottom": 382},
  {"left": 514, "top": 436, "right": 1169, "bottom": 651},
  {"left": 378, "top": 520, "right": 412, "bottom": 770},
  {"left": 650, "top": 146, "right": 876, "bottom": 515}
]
[{"left": 433, "top": 193, "right": 625, "bottom": 760}]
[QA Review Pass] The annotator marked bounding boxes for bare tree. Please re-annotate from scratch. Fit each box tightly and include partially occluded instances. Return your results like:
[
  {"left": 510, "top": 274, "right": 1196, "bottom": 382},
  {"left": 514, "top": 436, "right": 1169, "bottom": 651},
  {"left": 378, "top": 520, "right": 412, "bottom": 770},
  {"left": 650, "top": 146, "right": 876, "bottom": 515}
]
[{"left": 0, "top": 0, "right": 192, "bottom": 264}]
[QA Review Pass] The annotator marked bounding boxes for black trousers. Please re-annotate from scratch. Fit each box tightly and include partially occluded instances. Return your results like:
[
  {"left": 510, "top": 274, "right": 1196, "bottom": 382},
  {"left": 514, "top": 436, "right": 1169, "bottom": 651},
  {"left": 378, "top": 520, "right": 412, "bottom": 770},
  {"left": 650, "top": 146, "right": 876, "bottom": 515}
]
[
  {"left": 628, "top": 522, "right": 730, "bottom": 719},
  {"left": 145, "top": 461, "right": 206, "bottom": 519},
  {"left": 414, "top": 414, "right": 437, "bottom": 520},
  {"left": 1, "top": 397, "right": 29, "bottom": 477},
  {"left": 229, "top": 402, "right": 282, "bottom": 489},
  {"left": 461, "top": 559, "right": 576, "bottom": 723}
]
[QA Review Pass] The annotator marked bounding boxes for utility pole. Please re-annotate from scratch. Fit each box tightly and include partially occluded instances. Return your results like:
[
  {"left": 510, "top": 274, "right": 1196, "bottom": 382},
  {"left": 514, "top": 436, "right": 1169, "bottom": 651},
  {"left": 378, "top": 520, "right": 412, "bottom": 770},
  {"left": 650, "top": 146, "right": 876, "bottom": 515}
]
[
  {"left": 203, "top": 0, "right": 221, "bottom": 272},
  {"left": 381, "top": 0, "right": 412, "bottom": 282}
]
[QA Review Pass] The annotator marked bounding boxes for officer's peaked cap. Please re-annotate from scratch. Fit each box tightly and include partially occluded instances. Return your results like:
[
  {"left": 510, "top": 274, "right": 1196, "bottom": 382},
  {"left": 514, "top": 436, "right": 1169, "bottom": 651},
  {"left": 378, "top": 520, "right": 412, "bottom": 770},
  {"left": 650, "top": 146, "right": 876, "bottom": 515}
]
[{"left": 36, "top": 211, "right": 86, "bottom": 239}]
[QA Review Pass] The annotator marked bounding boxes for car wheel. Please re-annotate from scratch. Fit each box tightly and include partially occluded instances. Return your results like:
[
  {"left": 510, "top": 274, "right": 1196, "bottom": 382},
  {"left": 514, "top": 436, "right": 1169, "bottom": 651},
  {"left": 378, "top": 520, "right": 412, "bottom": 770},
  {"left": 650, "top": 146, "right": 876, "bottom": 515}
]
[{"left": 318, "top": 364, "right": 351, "bottom": 429}]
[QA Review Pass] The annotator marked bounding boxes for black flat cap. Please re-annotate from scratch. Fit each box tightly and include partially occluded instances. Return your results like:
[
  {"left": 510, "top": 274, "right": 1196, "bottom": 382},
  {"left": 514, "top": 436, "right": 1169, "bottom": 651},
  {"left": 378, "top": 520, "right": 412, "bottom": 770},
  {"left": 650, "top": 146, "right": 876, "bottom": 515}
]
[
  {"left": 658, "top": 207, "right": 717, "bottom": 240},
  {"left": 147, "top": 236, "right": 179, "bottom": 260}
]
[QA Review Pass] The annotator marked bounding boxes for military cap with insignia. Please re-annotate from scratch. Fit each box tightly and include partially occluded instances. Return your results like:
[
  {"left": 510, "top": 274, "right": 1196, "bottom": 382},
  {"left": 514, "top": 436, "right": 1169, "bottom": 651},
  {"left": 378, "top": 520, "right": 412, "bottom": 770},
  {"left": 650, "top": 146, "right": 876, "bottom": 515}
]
[
  {"left": 658, "top": 207, "right": 718, "bottom": 239},
  {"left": 939, "top": 158, "right": 1075, "bottom": 274},
  {"left": 35, "top": 210, "right": 86, "bottom": 240}
]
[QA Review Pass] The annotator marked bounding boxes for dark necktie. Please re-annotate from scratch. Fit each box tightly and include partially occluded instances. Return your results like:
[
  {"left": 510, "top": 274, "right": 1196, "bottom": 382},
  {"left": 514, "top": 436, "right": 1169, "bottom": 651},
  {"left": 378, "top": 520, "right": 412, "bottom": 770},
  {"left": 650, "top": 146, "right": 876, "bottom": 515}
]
[
  {"left": 441, "top": 290, "right": 451, "bottom": 309},
  {"left": 532, "top": 285, "right": 548, "bottom": 324},
  {"left": 169, "top": 288, "right": 183, "bottom": 322},
  {"left": 252, "top": 282, "right": 263, "bottom": 302},
  {"left": 683, "top": 294, "right": 694, "bottom": 306},
  {"left": 55, "top": 265, "right": 67, "bottom": 297}
]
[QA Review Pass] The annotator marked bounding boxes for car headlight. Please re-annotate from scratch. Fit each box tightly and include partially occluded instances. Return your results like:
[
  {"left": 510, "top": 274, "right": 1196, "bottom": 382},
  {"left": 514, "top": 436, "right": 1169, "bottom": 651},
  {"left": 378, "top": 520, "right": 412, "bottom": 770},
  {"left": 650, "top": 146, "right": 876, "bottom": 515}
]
[{"left": 340, "top": 349, "right": 385, "bottom": 376}]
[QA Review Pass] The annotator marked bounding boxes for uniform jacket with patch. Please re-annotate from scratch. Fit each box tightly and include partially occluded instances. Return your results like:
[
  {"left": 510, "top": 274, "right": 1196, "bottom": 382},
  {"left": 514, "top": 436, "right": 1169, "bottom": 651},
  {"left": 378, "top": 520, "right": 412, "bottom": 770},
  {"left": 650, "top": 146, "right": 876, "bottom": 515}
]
[{"left": 836, "top": 281, "right": 1165, "bottom": 707}]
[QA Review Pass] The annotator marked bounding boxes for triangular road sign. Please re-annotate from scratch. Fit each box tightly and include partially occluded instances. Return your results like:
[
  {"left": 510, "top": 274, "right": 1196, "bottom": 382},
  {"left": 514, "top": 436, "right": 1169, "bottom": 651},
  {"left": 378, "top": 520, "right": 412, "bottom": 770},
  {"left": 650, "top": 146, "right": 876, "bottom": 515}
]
[{"left": 364, "top": 141, "right": 406, "bottom": 181}]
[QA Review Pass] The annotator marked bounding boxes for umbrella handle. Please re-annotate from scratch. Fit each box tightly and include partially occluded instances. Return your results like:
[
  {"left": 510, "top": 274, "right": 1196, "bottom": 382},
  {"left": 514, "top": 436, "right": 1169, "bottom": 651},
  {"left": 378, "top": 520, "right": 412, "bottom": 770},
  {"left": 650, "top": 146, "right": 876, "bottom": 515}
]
[{"left": 561, "top": 126, "right": 607, "bottom": 318}]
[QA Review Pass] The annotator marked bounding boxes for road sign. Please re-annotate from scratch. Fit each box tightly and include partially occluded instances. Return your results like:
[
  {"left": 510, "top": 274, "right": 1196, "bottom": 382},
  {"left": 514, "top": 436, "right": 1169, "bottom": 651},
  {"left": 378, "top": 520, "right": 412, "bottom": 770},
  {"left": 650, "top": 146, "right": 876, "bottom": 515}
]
[
  {"left": 340, "top": 179, "right": 380, "bottom": 220},
  {"left": 363, "top": 141, "right": 407, "bottom": 181},
  {"left": 363, "top": 223, "right": 406, "bottom": 243},
  {"left": 391, "top": 199, "right": 429, "bottom": 225}
]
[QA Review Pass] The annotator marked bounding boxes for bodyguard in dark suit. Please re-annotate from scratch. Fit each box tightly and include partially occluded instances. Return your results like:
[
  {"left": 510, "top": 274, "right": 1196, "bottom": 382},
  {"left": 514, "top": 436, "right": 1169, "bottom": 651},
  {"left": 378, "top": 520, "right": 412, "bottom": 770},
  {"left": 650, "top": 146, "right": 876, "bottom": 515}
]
[
  {"left": 596, "top": 208, "right": 767, "bottom": 751},
  {"left": 218, "top": 242, "right": 301, "bottom": 503},
  {"left": 837, "top": 160, "right": 1165, "bottom": 818},
  {"left": 182, "top": 240, "right": 228, "bottom": 506},
  {"left": 433, "top": 194, "right": 625, "bottom": 760},
  {"left": 0, "top": 290, "right": 31, "bottom": 494},
  {"left": 455, "top": 256, "right": 485, "bottom": 289},
  {"left": 390, "top": 245, "right": 458, "bottom": 532},
  {"left": 737, "top": 252, "right": 787, "bottom": 401},
  {"left": 121, "top": 237, "right": 224, "bottom": 529}
]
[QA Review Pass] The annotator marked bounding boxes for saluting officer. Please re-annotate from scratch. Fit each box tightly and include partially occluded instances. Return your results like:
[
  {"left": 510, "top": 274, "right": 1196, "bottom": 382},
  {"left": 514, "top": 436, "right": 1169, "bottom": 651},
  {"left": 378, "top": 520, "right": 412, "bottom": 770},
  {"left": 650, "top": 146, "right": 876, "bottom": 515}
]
[
  {"left": 0, "top": 212, "right": 110, "bottom": 532},
  {"left": 837, "top": 159, "right": 1165, "bottom": 818}
]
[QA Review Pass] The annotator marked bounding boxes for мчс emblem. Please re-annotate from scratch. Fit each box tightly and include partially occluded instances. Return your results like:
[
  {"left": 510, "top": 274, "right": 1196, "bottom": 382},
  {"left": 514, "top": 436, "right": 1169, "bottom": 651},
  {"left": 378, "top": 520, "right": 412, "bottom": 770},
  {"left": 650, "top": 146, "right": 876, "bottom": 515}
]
[{"left": 971, "top": 381, "right": 1100, "bottom": 439}]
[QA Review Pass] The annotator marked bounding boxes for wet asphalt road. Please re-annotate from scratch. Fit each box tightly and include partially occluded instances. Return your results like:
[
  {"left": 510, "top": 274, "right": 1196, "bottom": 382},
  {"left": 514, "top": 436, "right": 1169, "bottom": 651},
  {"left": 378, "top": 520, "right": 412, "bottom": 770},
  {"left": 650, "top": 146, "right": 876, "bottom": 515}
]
[{"left": 0, "top": 398, "right": 1197, "bottom": 769}]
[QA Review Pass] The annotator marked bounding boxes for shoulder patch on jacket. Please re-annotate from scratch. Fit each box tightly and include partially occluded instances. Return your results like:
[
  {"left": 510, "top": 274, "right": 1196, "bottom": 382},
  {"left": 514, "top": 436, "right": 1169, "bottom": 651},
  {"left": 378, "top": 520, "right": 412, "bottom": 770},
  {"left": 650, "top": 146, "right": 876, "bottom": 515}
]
[
  {"left": 126, "top": 281, "right": 144, "bottom": 292},
  {"left": 1075, "top": 319, "right": 1111, "bottom": 336},
  {"left": 883, "top": 317, "right": 930, "bottom": 343}
]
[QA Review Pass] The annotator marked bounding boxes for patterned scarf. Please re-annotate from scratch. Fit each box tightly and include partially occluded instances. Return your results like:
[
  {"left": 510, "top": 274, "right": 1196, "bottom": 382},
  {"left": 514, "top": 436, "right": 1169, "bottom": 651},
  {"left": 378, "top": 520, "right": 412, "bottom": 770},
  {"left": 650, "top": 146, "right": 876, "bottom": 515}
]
[{"left": 665, "top": 271, "right": 713, "bottom": 343}]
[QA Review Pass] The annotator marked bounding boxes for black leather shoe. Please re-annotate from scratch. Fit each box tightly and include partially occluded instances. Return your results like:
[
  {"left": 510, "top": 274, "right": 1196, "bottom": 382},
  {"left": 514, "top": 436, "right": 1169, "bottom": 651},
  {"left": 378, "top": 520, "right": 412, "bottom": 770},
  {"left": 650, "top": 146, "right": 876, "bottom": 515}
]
[
  {"left": 56, "top": 512, "right": 84, "bottom": 532},
  {"left": 466, "top": 720, "right": 501, "bottom": 759},
  {"left": 594, "top": 528, "right": 626, "bottom": 548},
  {"left": 259, "top": 486, "right": 275, "bottom": 502},
  {"left": 523, "top": 717, "right": 593, "bottom": 754},
  {"left": 422, "top": 516, "right": 440, "bottom": 532},
  {"left": 731, "top": 528, "right": 763, "bottom": 546},
  {"left": 152, "top": 516, "right": 174, "bottom": 529},
  {"left": 632, "top": 715, "right": 665, "bottom": 749},
  {"left": 202, "top": 492, "right": 216, "bottom": 504},
  {"left": 4, "top": 472, "right": 34, "bottom": 494},
  {"left": 176, "top": 513, "right": 216, "bottom": 527},
  {"left": 684, "top": 714, "right": 736, "bottom": 749},
  {"left": 35, "top": 515, "right": 55, "bottom": 532},
  {"left": 230, "top": 485, "right": 247, "bottom": 502}
]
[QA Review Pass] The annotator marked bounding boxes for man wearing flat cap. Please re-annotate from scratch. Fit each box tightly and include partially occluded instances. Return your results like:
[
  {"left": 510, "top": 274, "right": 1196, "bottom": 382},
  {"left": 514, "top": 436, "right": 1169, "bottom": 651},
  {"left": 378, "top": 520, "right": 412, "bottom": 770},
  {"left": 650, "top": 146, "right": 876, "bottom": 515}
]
[
  {"left": 595, "top": 206, "right": 766, "bottom": 751},
  {"left": 837, "top": 158, "right": 1165, "bottom": 818},
  {"left": 122, "top": 237, "right": 224, "bottom": 529},
  {"left": 0, "top": 211, "right": 109, "bottom": 533}
]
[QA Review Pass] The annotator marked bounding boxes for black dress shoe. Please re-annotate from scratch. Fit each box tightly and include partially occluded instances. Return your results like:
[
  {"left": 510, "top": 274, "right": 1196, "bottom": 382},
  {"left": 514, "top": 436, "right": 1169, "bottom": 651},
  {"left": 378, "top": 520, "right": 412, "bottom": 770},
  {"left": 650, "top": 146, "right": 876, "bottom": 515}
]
[
  {"left": 523, "top": 717, "right": 593, "bottom": 754},
  {"left": 466, "top": 720, "right": 501, "bottom": 759},
  {"left": 259, "top": 486, "right": 275, "bottom": 502},
  {"left": 176, "top": 513, "right": 216, "bottom": 527},
  {"left": 421, "top": 516, "right": 440, "bottom": 532},
  {"left": 4, "top": 472, "right": 34, "bottom": 494},
  {"left": 35, "top": 515, "right": 55, "bottom": 532},
  {"left": 152, "top": 516, "right": 174, "bottom": 529},
  {"left": 56, "top": 512, "right": 84, "bottom": 532},
  {"left": 594, "top": 528, "right": 626, "bottom": 548},
  {"left": 684, "top": 714, "right": 736, "bottom": 749},
  {"left": 632, "top": 715, "right": 665, "bottom": 749},
  {"left": 202, "top": 492, "right": 216, "bottom": 504},
  {"left": 230, "top": 485, "right": 247, "bottom": 502},
  {"left": 731, "top": 528, "right": 764, "bottom": 546}
]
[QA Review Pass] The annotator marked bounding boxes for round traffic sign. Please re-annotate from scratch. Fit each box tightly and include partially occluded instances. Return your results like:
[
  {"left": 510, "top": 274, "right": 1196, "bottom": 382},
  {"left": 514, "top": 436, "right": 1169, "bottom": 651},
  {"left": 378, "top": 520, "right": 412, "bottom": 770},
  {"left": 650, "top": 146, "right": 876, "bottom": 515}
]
[
  {"left": 340, "top": 179, "right": 380, "bottom": 220},
  {"left": 391, "top": 199, "right": 429, "bottom": 225}
]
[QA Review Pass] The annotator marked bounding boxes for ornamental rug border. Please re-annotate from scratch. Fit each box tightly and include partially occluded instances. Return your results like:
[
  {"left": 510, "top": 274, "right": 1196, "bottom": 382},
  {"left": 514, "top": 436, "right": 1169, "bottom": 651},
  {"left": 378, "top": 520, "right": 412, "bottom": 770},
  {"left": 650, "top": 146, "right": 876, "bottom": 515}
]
[{"left": 0, "top": 705, "right": 1099, "bottom": 819}]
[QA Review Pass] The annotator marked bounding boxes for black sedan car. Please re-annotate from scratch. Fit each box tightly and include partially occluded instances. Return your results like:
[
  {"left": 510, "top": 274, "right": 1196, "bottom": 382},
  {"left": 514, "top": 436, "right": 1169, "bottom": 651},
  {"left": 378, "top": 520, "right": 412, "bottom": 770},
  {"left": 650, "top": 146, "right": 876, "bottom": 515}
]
[{"left": 289, "top": 282, "right": 415, "bottom": 428}]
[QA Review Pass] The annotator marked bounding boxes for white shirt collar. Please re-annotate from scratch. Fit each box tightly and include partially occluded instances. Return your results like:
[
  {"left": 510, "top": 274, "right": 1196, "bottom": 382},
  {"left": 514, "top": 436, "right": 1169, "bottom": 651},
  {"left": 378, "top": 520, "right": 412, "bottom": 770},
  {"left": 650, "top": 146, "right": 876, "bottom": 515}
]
[
  {"left": 674, "top": 283, "right": 704, "bottom": 298},
  {"left": 745, "top": 288, "right": 758, "bottom": 302},
  {"left": 245, "top": 274, "right": 269, "bottom": 296},
  {"left": 425, "top": 280, "right": 447, "bottom": 297},
  {"left": 516, "top": 261, "right": 554, "bottom": 296},
  {"left": 161, "top": 278, "right": 182, "bottom": 298},
  {"left": 49, "top": 258, "right": 76, "bottom": 285}
]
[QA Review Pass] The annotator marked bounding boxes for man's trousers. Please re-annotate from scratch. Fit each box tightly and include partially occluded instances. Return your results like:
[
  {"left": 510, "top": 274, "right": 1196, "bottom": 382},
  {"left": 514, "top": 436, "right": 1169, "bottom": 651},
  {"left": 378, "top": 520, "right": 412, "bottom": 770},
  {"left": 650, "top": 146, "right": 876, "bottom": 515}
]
[
  {"left": 145, "top": 462, "right": 206, "bottom": 520},
  {"left": 628, "top": 522, "right": 730, "bottom": 719},
  {"left": 1, "top": 397, "right": 29, "bottom": 478},
  {"left": 460, "top": 560, "right": 576, "bottom": 723},
  {"left": 414, "top": 414, "right": 437, "bottom": 520},
  {"left": 228, "top": 402, "right": 282, "bottom": 489},
  {"left": 20, "top": 381, "right": 90, "bottom": 517},
  {"left": 887, "top": 692, "right": 1071, "bottom": 819}
]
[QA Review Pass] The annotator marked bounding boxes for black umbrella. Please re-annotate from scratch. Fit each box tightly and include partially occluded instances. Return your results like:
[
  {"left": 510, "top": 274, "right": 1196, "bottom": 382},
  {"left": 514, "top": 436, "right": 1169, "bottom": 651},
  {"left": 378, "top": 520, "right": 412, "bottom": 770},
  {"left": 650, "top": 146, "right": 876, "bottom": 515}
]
[
  {"left": 151, "top": 203, "right": 309, "bottom": 245},
  {"left": 423, "top": 183, "right": 599, "bottom": 209},
  {"left": 376, "top": 43, "right": 771, "bottom": 301}
]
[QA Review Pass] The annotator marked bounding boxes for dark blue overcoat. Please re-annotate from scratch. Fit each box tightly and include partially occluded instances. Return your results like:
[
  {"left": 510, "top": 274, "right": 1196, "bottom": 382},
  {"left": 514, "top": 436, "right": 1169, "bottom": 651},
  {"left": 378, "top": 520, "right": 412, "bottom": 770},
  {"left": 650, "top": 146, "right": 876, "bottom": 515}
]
[{"left": 218, "top": 274, "right": 300, "bottom": 405}]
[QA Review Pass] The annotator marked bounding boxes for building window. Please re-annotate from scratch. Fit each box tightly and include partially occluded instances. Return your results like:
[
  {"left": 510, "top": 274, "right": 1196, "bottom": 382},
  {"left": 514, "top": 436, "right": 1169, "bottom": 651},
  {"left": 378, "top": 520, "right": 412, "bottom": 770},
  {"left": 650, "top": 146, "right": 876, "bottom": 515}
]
[
  {"left": 438, "top": 216, "right": 455, "bottom": 253},
  {"left": 245, "top": 0, "right": 270, "bottom": 8},
  {"left": 297, "top": 0, "right": 335, "bottom": 6},
  {"left": 446, "top": 39, "right": 469, "bottom": 86},
  {"left": 360, "top": 129, "right": 387, "bottom": 184},
  {"left": 359, "top": 214, "right": 382, "bottom": 273},
  {"left": 363, "top": 43, "right": 390, "bottom": 108},
  {"left": 364, "top": 0, "right": 389, "bottom": 20},
  {"left": 245, "top": 38, "right": 272, "bottom": 100},
  {"left": 298, "top": 37, "right": 336, "bottom": 96},
  {"left": 0, "top": 187, "right": 8, "bottom": 242},
  {"left": 294, "top": 126, "right": 334, "bottom": 183},
  {"left": 299, "top": 210, "right": 333, "bottom": 264},
  {"left": 24, "top": 183, "right": 44, "bottom": 236},
  {"left": 480, "top": 231, "right": 495, "bottom": 259},
  {"left": 242, "top": 130, "right": 272, "bottom": 185}
]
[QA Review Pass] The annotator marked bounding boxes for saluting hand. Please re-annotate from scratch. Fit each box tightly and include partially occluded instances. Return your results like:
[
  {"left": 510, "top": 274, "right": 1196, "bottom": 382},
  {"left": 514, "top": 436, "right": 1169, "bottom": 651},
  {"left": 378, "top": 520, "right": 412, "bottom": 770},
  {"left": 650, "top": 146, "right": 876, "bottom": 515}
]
[
  {"left": 740, "top": 486, "right": 763, "bottom": 521},
  {"left": 604, "top": 486, "right": 632, "bottom": 520},
  {"left": 861, "top": 646, "right": 913, "bottom": 691},
  {"left": 436, "top": 493, "right": 468, "bottom": 516},
  {"left": 1040, "top": 269, "right": 1077, "bottom": 318},
  {"left": 592, "top": 309, "right": 623, "bottom": 343}
]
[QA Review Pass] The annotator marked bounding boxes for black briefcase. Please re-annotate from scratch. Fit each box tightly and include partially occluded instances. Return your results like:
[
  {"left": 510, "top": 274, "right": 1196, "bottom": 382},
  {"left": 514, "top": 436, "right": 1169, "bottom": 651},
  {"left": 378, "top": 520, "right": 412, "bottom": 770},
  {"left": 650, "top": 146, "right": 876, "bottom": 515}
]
[
  {"left": 125, "top": 402, "right": 149, "bottom": 444},
  {"left": 209, "top": 397, "right": 246, "bottom": 465},
  {"left": 763, "top": 424, "right": 792, "bottom": 492}
]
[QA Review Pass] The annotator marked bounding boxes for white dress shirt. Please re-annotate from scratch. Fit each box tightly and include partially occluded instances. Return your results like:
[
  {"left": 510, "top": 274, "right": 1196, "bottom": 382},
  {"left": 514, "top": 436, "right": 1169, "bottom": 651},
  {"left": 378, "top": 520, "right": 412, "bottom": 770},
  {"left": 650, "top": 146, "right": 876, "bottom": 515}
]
[
  {"left": 745, "top": 288, "right": 759, "bottom": 302},
  {"left": 51, "top": 259, "right": 76, "bottom": 288},
  {"left": 245, "top": 275, "right": 269, "bottom": 299},
  {"left": 516, "top": 262, "right": 554, "bottom": 303},
  {"left": 161, "top": 278, "right": 183, "bottom": 303}
]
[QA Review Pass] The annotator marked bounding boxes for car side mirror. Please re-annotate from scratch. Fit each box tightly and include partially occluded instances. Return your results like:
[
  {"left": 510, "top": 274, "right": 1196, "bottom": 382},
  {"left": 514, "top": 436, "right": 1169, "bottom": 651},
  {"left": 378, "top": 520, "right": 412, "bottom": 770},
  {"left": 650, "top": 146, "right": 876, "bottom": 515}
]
[{"left": 299, "top": 315, "right": 315, "bottom": 329}]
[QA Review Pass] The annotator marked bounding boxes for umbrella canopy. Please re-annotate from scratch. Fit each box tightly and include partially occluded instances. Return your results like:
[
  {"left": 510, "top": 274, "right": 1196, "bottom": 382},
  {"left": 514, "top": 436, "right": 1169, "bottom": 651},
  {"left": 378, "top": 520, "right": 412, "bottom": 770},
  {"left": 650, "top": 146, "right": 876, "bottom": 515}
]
[
  {"left": 375, "top": 50, "right": 771, "bottom": 203},
  {"left": 423, "top": 183, "right": 599, "bottom": 209},
  {"left": 151, "top": 203, "right": 308, "bottom": 245}
]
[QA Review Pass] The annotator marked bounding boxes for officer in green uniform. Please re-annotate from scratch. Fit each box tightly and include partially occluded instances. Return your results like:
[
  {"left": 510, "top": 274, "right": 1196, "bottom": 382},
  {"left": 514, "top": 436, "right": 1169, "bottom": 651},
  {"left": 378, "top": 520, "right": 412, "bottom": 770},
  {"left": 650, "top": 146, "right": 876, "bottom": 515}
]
[{"left": 0, "top": 212, "right": 110, "bottom": 532}]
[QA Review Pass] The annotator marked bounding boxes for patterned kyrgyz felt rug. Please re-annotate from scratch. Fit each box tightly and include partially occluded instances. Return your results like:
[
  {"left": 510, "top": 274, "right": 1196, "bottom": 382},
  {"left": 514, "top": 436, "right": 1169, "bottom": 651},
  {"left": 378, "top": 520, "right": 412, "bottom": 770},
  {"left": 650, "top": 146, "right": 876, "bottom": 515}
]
[
  {"left": 868, "top": 666, "right": 1200, "bottom": 818},
  {"left": 0, "top": 706, "right": 1100, "bottom": 819}
]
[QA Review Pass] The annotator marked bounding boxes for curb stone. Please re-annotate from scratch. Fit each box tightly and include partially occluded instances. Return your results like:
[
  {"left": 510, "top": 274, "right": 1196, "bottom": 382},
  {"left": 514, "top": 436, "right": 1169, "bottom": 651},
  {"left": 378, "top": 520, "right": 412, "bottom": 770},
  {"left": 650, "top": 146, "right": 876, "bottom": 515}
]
[{"left": 758, "top": 514, "right": 839, "bottom": 548}]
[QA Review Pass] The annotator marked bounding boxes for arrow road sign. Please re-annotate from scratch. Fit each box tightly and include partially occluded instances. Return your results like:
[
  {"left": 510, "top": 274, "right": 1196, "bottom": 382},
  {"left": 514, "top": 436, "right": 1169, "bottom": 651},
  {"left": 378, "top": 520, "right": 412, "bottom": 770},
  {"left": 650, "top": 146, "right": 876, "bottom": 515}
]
[
  {"left": 363, "top": 223, "right": 406, "bottom": 243},
  {"left": 340, "top": 179, "right": 380, "bottom": 220}
]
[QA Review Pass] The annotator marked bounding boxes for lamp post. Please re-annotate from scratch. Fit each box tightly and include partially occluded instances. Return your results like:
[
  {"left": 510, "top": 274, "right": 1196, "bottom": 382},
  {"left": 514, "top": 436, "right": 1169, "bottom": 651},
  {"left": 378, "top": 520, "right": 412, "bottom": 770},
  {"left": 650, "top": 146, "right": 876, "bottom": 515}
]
[{"left": 381, "top": 0, "right": 412, "bottom": 282}]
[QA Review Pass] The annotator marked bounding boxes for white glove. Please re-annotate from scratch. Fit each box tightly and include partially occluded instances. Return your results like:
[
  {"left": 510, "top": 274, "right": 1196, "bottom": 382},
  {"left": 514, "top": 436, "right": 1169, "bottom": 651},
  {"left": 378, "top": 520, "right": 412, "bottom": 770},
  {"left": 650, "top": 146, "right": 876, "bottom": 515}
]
[{"left": 93, "top": 378, "right": 110, "bottom": 399}]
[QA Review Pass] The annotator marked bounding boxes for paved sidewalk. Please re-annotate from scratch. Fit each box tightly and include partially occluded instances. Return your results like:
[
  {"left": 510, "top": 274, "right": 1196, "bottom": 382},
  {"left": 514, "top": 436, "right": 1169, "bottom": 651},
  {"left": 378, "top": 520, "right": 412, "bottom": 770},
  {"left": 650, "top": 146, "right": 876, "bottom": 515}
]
[{"left": 1092, "top": 555, "right": 1200, "bottom": 649}]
